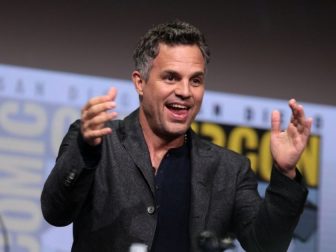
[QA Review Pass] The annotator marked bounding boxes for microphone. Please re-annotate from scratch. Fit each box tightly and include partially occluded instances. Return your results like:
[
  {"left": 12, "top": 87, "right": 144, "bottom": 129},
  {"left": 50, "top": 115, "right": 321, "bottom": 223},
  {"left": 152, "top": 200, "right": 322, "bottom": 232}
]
[
  {"left": 198, "top": 230, "right": 235, "bottom": 252},
  {"left": 129, "top": 243, "right": 148, "bottom": 252}
]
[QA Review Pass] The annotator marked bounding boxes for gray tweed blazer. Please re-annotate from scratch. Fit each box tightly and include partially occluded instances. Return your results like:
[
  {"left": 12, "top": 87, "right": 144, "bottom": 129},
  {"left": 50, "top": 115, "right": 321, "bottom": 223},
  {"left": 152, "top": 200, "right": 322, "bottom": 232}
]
[{"left": 41, "top": 109, "right": 307, "bottom": 252}]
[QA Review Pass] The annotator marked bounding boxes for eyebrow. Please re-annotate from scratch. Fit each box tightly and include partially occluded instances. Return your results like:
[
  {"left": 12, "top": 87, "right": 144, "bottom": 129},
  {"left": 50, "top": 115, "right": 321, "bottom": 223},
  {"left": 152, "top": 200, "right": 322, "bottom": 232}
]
[
  {"left": 161, "top": 70, "right": 205, "bottom": 78},
  {"left": 190, "top": 71, "right": 205, "bottom": 78}
]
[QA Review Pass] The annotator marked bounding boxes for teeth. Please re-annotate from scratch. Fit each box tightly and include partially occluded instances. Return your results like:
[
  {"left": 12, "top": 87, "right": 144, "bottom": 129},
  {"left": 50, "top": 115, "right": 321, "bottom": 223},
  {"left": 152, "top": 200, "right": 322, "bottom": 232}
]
[{"left": 169, "top": 104, "right": 188, "bottom": 109}]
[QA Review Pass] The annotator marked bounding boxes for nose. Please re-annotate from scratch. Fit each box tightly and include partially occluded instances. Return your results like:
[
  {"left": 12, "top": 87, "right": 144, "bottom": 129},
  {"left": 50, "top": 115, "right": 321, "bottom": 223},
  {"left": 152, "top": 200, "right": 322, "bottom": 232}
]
[{"left": 175, "top": 80, "right": 191, "bottom": 99}]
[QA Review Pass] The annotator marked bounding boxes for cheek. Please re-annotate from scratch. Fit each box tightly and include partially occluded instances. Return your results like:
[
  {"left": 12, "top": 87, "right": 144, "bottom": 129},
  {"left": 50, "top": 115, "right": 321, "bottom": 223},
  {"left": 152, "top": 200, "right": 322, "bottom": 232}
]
[
  {"left": 194, "top": 91, "right": 204, "bottom": 105},
  {"left": 143, "top": 93, "right": 163, "bottom": 113}
]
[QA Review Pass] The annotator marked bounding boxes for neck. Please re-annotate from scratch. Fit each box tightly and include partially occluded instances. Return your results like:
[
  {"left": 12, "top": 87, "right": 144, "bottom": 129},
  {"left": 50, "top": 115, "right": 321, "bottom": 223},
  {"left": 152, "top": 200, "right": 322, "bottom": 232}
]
[
  {"left": 141, "top": 122, "right": 185, "bottom": 151},
  {"left": 139, "top": 109, "right": 186, "bottom": 169},
  {"left": 139, "top": 108, "right": 186, "bottom": 149},
  {"left": 143, "top": 131, "right": 185, "bottom": 170}
]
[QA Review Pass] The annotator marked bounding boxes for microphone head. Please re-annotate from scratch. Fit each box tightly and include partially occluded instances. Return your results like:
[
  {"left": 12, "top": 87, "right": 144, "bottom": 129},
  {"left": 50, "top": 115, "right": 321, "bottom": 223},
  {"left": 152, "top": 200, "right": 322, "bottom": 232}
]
[
  {"left": 219, "top": 236, "right": 235, "bottom": 250},
  {"left": 197, "top": 230, "right": 220, "bottom": 252}
]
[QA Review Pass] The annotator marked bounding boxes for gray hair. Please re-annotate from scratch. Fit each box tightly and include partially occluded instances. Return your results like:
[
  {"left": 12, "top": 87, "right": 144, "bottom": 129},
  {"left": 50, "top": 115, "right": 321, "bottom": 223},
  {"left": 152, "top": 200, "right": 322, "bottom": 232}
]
[{"left": 133, "top": 20, "right": 210, "bottom": 80}]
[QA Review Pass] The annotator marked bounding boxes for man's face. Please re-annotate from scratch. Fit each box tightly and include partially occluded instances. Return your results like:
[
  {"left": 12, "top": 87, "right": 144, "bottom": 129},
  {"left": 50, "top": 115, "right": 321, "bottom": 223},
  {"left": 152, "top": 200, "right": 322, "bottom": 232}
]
[{"left": 136, "top": 43, "right": 206, "bottom": 139}]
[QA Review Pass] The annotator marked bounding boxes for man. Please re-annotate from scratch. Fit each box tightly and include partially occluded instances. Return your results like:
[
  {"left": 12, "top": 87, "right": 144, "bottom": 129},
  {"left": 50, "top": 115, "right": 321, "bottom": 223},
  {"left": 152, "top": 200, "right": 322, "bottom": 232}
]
[{"left": 41, "top": 21, "right": 312, "bottom": 252}]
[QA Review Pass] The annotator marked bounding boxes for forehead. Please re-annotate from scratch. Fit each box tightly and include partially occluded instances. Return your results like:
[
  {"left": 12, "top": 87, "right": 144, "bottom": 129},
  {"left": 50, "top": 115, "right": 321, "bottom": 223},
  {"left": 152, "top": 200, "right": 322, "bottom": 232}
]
[{"left": 152, "top": 43, "right": 206, "bottom": 71}]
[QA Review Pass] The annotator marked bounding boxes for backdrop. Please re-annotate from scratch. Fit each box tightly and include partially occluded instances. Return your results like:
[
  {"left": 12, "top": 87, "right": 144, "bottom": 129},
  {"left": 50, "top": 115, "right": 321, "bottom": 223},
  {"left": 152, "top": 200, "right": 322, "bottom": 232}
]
[{"left": 0, "top": 64, "right": 335, "bottom": 251}]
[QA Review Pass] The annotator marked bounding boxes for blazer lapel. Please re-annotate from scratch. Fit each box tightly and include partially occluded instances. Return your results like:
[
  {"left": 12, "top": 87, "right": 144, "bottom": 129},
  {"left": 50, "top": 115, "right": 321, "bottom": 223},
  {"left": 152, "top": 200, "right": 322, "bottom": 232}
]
[
  {"left": 119, "top": 110, "right": 156, "bottom": 196},
  {"left": 189, "top": 131, "right": 218, "bottom": 248}
]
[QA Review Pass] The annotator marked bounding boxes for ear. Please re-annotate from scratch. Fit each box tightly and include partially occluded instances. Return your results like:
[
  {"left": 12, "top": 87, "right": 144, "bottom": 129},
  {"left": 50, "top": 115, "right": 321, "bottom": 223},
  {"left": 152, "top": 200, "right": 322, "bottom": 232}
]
[{"left": 132, "top": 71, "right": 145, "bottom": 95}]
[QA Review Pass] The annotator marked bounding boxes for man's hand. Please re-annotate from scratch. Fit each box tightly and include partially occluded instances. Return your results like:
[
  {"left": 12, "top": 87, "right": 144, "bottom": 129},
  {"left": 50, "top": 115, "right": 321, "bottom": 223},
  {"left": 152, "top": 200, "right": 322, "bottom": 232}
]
[
  {"left": 80, "top": 87, "right": 118, "bottom": 146},
  {"left": 270, "top": 99, "right": 313, "bottom": 179}
]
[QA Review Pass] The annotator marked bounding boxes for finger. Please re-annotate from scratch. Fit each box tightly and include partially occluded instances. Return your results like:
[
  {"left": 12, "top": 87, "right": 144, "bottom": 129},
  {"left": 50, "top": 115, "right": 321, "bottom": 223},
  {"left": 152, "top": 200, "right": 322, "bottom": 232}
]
[
  {"left": 271, "top": 110, "right": 281, "bottom": 135},
  {"left": 81, "top": 111, "right": 117, "bottom": 145},
  {"left": 82, "top": 94, "right": 113, "bottom": 110},
  {"left": 289, "top": 99, "right": 306, "bottom": 123},
  {"left": 107, "top": 87, "right": 118, "bottom": 101},
  {"left": 304, "top": 117, "right": 313, "bottom": 137},
  {"left": 293, "top": 119, "right": 298, "bottom": 127},
  {"left": 82, "top": 127, "right": 113, "bottom": 145},
  {"left": 83, "top": 111, "right": 118, "bottom": 130},
  {"left": 296, "top": 104, "right": 307, "bottom": 126},
  {"left": 289, "top": 99, "right": 306, "bottom": 118},
  {"left": 288, "top": 98, "right": 299, "bottom": 116},
  {"left": 83, "top": 101, "right": 116, "bottom": 120}
]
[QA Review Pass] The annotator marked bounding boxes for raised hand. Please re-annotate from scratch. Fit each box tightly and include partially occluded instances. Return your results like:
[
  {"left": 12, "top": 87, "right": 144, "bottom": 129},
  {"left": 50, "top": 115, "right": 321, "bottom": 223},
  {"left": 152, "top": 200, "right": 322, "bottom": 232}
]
[
  {"left": 80, "top": 87, "right": 118, "bottom": 146},
  {"left": 270, "top": 99, "right": 313, "bottom": 179}
]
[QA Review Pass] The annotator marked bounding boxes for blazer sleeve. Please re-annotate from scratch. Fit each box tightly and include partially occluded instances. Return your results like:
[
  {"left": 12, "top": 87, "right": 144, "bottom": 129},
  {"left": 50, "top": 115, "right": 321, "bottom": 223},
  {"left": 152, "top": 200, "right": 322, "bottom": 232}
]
[
  {"left": 234, "top": 158, "right": 308, "bottom": 252},
  {"left": 40, "top": 120, "right": 101, "bottom": 227}
]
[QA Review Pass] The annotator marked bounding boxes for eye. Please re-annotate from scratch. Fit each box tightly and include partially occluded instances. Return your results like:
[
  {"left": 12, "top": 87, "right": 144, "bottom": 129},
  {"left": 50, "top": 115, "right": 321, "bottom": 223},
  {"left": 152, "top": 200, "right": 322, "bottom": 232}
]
[
  {"left": 191, "top": 77, "right": 203, "bottom": 87},
  {"left": 167, "top": 74, "right": 175, "bottom": 81},
  {"left": 163, "top": 72, "right": 178, "bottom": 83}
]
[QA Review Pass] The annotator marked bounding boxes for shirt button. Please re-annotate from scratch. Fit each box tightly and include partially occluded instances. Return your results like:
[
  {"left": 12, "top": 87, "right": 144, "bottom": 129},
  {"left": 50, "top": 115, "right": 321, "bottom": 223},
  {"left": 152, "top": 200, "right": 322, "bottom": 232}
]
[{"left": 147, "top": 206, "right": 155, "bottom": 215}]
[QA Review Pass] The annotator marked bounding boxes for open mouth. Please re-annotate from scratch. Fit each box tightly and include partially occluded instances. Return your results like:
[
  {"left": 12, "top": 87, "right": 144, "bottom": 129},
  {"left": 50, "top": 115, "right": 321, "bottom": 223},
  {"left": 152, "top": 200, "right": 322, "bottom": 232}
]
[
  {"left": 166, "top": 103, "right": 189, "bottom": 110},
  {"left": 166, "top": 103, "right": 191, "bottom": 119}
]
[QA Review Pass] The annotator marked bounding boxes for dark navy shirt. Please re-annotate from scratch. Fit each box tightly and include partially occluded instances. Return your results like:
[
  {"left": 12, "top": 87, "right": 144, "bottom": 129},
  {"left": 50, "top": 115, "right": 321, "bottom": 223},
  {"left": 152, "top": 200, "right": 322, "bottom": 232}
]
[{"left": 151, "top": 142, "right": 191, "bottom": 252}]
